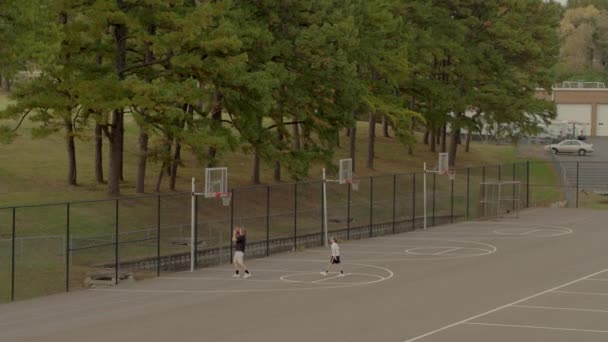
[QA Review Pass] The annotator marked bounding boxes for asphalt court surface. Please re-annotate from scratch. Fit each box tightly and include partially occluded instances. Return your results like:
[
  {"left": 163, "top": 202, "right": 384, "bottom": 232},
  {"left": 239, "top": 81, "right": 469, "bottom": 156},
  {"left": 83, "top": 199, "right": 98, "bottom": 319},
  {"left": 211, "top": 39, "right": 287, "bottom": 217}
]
[{"left": 1, "top": 208, "right": 608, "bottom": 342}]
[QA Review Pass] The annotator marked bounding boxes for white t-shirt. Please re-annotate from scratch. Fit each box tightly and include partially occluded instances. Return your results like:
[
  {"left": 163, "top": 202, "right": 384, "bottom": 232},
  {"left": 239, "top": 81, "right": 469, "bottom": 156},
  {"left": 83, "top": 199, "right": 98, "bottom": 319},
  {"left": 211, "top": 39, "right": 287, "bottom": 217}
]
[{"left": 331, "top": 242, "right": 340, "bottom": 257}]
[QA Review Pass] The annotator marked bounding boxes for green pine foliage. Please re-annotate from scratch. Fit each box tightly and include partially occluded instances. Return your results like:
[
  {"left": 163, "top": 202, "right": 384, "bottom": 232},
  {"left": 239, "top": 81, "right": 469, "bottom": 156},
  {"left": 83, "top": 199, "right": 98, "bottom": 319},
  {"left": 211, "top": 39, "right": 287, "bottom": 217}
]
[{"left": 0, "top": 0, "right": 562, "bottom": 194}]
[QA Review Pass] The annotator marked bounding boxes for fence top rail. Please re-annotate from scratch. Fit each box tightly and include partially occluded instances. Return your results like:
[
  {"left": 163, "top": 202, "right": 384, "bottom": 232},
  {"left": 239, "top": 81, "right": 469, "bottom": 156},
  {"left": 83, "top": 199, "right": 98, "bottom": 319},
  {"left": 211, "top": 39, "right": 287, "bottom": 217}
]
[
  {"left": 0, "top": 192, "right": 190, "bottom": 210},
  {"left": 5, "top": 159, "right": 603, "bottom": 209}
]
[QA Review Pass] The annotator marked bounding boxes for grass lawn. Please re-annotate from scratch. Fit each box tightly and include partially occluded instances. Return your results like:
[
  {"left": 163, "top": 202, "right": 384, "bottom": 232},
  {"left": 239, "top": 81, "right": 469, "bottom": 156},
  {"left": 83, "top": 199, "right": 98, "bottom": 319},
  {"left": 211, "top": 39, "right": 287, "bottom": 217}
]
[{"left": 0, "top": 95, "right": 524, "bottom": 207}]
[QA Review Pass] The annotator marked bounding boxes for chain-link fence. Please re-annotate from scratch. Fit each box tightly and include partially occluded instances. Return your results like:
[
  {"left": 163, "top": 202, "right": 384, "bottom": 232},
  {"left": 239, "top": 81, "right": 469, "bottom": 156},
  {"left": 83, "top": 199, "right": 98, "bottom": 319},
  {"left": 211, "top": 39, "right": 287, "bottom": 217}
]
[{"left": 1, "top": 160, "right": 605, "bottom": 303}]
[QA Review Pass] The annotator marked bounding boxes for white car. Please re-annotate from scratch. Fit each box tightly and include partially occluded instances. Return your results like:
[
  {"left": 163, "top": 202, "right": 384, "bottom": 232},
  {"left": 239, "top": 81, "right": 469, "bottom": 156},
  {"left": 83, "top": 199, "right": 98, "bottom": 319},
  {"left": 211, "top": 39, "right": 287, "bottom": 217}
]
[{"left": 544, "top": 140, "right": 594, "bottom": 156}]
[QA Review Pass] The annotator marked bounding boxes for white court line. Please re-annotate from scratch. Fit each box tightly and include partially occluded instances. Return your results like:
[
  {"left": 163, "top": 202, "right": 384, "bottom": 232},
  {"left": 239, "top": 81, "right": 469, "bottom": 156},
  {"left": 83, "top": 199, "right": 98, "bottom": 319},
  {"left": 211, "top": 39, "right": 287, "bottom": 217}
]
[
  {"left": 312, "top": 273, "right": 349, "bottom": 284},
  {"left": 92, "top": 262, "right": 393, "bottom": 294},
  {"left": 553, "top": 290, "right": 608, "bottom": 296},
  {"left": 159, "top": 277, "right": 285, "bottom": 283},
  {"left": 586, "top": 278, "right": 608, "bottom": 282},
  {"left": 521, "top": 229, "right": 541, "bottom": 235},
  {"left": 512, "top": 305, "right": 608, "bottom": 314},
  {"left": 464, "top": 322, "right": 608, "bottom": 334},
  {"left": 434, "top": 247, "right": 462, "bottom": 255},
  {"left": 203, "top": 268, "right": 313, "bottom": 274},
  {"left": 402, "top": 268, "right": 608, "bottom": 342}
]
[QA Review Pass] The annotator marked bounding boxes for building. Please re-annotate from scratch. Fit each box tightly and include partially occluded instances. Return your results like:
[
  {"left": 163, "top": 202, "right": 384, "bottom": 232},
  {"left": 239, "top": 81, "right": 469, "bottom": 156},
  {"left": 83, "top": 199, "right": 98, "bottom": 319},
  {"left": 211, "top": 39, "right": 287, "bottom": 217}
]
[{"left": 536, "top": 82, "right": 608, "bottom": 137}]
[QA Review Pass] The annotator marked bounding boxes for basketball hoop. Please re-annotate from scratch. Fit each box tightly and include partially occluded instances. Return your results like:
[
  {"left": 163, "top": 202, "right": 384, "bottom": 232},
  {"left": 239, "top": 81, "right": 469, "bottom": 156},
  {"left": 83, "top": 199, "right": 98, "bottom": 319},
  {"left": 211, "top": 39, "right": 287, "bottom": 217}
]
[
  {"left": 346, "top": 179, "right": 360, "bottom": 191},
  {"left": 215, "top": 192, "right": 232, "bottom": 206},
  {"left": 445, "top": 170, "right": 456, "bottom": 181}
]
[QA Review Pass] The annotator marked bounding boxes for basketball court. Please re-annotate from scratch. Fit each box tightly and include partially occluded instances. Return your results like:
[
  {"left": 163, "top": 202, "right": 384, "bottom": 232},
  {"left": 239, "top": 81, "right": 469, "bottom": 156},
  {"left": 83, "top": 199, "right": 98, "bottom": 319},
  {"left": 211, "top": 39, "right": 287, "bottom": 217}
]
[{"left": 1, "top": 207, "right": 608, "bottom": 342}]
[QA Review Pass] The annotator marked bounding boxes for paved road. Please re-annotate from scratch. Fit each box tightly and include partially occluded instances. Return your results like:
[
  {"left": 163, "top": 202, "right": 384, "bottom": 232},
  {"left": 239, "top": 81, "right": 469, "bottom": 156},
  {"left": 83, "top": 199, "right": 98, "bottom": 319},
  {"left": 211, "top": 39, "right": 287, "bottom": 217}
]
[
  {"left": 1, "top": 208, "right": 608, "bottom": 342},
  {"left": 551, "top": 137, "right": 608, "bottom": 192}
]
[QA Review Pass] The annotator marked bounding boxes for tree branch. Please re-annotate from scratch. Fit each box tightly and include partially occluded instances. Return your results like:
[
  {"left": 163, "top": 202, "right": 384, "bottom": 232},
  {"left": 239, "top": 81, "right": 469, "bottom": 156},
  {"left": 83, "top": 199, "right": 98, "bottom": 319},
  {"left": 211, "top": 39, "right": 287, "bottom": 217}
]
[
  {"left": 265, "top": 121, "right": 304, "bottom": 131},
  {"left": 119, "top": 55, "right": 172, "bottom": 76},
  {"left": 9, "top": 110, "right": 32, "bottom": 132}
]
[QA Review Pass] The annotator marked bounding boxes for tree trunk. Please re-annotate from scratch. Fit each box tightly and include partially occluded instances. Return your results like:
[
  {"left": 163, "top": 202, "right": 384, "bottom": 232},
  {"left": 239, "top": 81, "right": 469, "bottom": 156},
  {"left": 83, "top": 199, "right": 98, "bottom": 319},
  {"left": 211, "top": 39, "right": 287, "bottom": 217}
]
[
  {"left": 465, "top": 131, "right": 472, "bottom": 152},
  {"left": 423, "top": 128, "right": 429, "bottom": 145},
  {"left": 155, "top": 162, "right": 166, "bottom": 193},
  {"left": 169, "top": 140, "right": 181, "bottom": 191},
  {"left": 136, "top": 126, "right": 148, "bottom": 193},
  {"left": 367, "top": 112, "right": 376, "bottom": 169},
  {"left": 108, "top": 21, "right": 127, "bottom": 196},
  {"left": 436, "top": 127, "right": 441, "bottom": 144},
  {"left": 430, "top": 126, "right": 436, "bottom": 152},
  {"left": 440, "top": 123, "right": 447, "bottom": 153},
  {"left": 448, "top": 114, "right": 462, "bottom": 167},
  {"left": 252, "top": 152, "right": 261, "bottom": 184},
  {"left": 207, "top": 91, "right": 223, "bottom": 167},
  {"left": 350, "top": 126, "right": 357, "bottom": 172},
  {"left": 345, "top": 127, "right": 350, "bottom": 137},
  {"left": 95, "top": 123, "right": 104, "bottom": 184},
  {"left": 65, "top": 118, "right": 77, "bottom": 186},
  {"left": 108, "top": 110, "right": 124, "bottom": 196},
  {"left": 383, "top": 115, "right": 390, "bottom": 138},
  {"left": 135, "top": 23, "right": 155, "bottom": 193},
  {"left": 292, "top": 122, "right": 301, "bottom": 150},
  {"left": 274, "top": 122, "right": 283, "bottom": 182},
  {"left": 336, "top": 130, "right": 340, "bottom": 148},
  {"left": 4, "top": 78, "right": 12, "bottom": 92}
]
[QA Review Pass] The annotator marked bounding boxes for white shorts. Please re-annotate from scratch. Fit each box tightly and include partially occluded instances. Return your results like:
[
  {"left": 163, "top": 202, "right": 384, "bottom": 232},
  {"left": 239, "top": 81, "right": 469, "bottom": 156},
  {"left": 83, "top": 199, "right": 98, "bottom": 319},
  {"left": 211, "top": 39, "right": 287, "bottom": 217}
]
[{"left": 233, "top": 251, "right": 244, "bottom": 264}]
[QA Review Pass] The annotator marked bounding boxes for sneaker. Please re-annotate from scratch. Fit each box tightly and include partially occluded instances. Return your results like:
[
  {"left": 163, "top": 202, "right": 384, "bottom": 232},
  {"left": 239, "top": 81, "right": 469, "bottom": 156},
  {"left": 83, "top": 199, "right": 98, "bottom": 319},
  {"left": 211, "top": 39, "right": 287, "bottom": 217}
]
[
  {"left": 243, "top": 273, "right": 251, "bottom": 279},
  {"left": 320, "top": 271, "right": 328, "bottom": 276},
  {"left": 232, "top": 274, "right": 240, "bottom": 278}
]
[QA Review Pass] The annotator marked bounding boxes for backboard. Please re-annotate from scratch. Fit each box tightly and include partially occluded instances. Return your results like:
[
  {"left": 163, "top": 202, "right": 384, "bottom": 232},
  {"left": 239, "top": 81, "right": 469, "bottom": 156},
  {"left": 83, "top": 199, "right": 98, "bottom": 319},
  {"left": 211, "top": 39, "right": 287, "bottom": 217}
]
[
  {"left": 204, "top": 167, "right": 228, "bottom": 198},
  {"left": 339, "top": 158, "right": 353, "bottom": 184}
]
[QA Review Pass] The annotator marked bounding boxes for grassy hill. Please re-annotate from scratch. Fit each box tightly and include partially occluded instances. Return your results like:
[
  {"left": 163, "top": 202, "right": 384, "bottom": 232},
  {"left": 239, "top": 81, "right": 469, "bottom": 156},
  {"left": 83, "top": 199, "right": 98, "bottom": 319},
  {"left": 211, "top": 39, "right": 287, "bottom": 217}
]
[{"left": 1, "top": 91, "right": 529, "bottom": 207}]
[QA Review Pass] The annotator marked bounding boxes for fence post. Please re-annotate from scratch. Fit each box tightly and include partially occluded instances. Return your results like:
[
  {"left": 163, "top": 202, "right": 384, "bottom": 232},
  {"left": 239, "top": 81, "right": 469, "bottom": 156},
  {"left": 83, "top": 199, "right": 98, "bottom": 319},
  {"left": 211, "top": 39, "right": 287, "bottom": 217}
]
[
  {"left": 320, "top": 182, "right": 325, "bottom": 245},
  {"left": 392, "top": 174, "right": 396, "bottom": 234},
  {"left": 482, "top": 166, "right": 486, "bottom": 217},
  {"left": 11, "top": 207, "right": 15, "bottom": 302},
  {"left": 576, "top": 161, "right": 580, "bottom": 208},
  {"left": 369, "top": 177, "right": 374, "bottom": 237},
  {"left": 512, "top": 163, "right": 516, "bottom": 211},
  {"left": 412, "top": 174, "right": 416, "bottom": 230},
  {"left": 156, "top": 195, "right": 161, "bottom": 276},
  {"left": 194, "top": 195, "right": 198, "bottom": 267},
  {"left": 114, "top": 199, "right": 119, "bottom": 285},
  {"left": 294, "top": 183, "right": 298, "bottom": 250},
  {"left": 526, "top": 161, "right": 530, "bottom": 208},
  {"left": 432, "top": 172, "right": 436, "bottom": 227},
  {"left": 266, "top": 186, "right": 270, "bottom": 256},
  {"left": 498, "top": 164, "right": 502, "bottom": 181},
  {"left": 347, "top": 182, "right": 351, "bottom": 240},
  {"left": 450, "top": 174, "right": 454, "bottom": 224},
  {"left": 466, "top": 168, "right": 470, "bottom": 220},
  {"left": 230, "top": 189, "right": 235, "bottom": 262},
  {"left": 66, "top": 203, "right": 70, "bottom": 292}
]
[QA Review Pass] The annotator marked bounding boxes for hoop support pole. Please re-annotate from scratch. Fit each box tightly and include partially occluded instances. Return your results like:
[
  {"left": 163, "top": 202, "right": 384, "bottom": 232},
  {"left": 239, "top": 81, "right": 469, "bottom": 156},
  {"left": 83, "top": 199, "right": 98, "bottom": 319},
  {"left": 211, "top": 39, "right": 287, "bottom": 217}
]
[
  {"left": 190, "top": 178, "right": 195, "bottom": 272},
  {"left": 423, "top": 162, "right": 427, "bottom": 230},
  {"left": 322, "top": 168, "right": 328, "bottom": 247}
]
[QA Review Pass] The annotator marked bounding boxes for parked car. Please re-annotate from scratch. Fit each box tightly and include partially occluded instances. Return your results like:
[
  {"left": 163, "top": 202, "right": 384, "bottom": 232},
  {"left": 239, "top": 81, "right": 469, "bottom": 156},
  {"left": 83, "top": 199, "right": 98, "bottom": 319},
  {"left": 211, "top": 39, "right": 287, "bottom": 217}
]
[{"left": 544, "top": 139, "right": 594, "bottom": 156}]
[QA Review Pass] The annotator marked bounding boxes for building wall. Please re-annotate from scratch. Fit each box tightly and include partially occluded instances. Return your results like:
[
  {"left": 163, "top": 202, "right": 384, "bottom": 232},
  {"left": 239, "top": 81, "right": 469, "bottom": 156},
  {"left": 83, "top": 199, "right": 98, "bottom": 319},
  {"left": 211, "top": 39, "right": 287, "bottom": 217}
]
[{"left": 536, "top": 88, "right": 608, "bottom": 136}]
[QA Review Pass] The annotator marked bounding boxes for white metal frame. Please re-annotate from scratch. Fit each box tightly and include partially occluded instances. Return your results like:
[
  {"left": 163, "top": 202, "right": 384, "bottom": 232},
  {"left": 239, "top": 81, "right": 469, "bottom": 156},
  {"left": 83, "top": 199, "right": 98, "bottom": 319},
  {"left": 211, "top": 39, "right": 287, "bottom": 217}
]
[
  {"left": 322, "top": 158, "right": 353, "bottom": 247},
  {"left": 204, "top": 167, "right": 228, "bottom": 198},
  {"left": 189, "top": 168, "right": 229, "bottom": 272},
  {"left": 480, "top": 181, "right": 522, "bottom": 218},
  {"left": 423, "top": 153, "right": 451, "bottom": 229}
]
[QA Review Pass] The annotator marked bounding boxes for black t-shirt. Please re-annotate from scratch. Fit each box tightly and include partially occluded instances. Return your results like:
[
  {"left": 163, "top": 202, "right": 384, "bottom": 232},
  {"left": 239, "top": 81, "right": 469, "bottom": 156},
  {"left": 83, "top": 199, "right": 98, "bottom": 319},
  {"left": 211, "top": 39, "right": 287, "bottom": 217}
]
[{"left": 235, "top": 235, "right": 246, "bottom": 252}]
